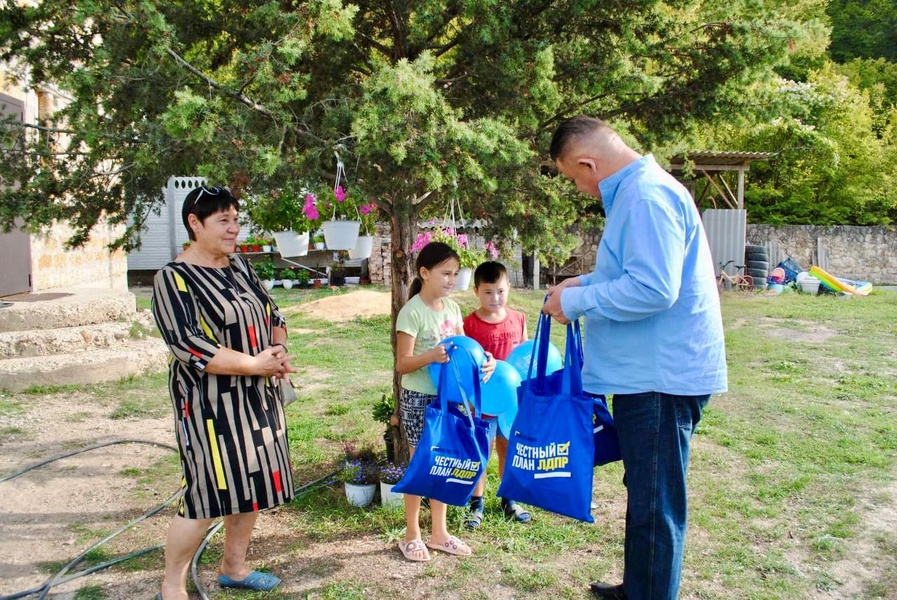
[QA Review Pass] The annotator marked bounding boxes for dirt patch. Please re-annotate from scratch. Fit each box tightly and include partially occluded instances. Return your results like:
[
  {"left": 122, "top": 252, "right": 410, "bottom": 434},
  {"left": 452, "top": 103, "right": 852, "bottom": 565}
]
[
  {"left": 816, "top": 478, "right": 897, "bottom": 598},
  {"left": 754, "top": 318, "right": 839, "bottom": 344},
  {"left": 282, "top": 289, "right": 391, "bottom": 322}
]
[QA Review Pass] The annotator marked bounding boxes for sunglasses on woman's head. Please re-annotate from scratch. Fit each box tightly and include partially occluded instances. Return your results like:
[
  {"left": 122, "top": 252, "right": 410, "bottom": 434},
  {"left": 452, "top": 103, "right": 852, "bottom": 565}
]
[{"left": 189, "top": 186, "right": 228, "bottom": 210}]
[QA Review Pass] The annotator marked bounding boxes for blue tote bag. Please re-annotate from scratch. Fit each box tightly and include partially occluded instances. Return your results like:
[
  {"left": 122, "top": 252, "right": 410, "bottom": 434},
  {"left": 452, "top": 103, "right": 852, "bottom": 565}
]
[
  {"left": 497, "top": 313, "right": 596, "bottom": 522},
  {"left": 392, "top": 347, "right": 491, "bottom": 506},
  {"left": 566, "top": 322, "right": 622, "bottom": 466}
]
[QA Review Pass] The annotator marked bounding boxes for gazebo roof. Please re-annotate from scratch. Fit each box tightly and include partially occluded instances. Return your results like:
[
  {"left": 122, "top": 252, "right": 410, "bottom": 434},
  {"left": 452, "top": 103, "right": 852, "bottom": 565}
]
[{"left": 669, "top": 151, "right": 776, "bottom": 171}]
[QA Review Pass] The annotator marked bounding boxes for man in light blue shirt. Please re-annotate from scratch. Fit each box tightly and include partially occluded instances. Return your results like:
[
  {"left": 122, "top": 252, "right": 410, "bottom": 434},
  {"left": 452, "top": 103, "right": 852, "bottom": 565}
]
[{"left": 544, "top": 116, "right": 727, "bottom": 600}]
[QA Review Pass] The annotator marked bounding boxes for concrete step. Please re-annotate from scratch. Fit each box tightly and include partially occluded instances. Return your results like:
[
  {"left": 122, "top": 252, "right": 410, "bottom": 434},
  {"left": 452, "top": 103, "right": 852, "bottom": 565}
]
[
  {"left": 0, "top": 321, "right": 149, "bottom": 359},
  {"left": 0, "top": 338, "right": 170, "bottom": 392},
  {"left": 0, "top": 289, "right": 138, "bottom": 333}
]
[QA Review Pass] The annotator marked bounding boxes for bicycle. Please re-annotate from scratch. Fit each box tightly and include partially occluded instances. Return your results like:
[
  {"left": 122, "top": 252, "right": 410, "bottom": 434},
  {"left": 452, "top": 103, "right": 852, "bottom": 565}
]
[{"left": 716, "top": 260, "right": 754, "bottom": 293}]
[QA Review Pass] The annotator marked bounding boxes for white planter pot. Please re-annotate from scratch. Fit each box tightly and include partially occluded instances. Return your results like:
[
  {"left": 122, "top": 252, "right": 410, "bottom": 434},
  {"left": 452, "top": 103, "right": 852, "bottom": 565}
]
[
  {"left": 261, "top": 245, "right": 272, "bottom": 253},
  {"left": 799, "top": 278, "right": 821, "bottom": 295},
  {"left": 272, "top": 230, "right": 309, "bottom": 258},
  {"left": 263, "top": 279, "right": 275, "bottom": 290},
  {"left": 348, "top": 235, "right": 373, "bottom": 260},
  {"left": 380, "top": 482, "right": 404, "bottom": 507},
  {"left": 314, "top": 242, "right": 326, "bottom": 250},
  {"left": 344, "top": 482, "right": 376, "bottom": 507},
  {"left": 454, "top": 267, "right": 473, "bottom": 291},
  {"left": 281, "top": 280, "right": 294, "bottom": 289},
  {"left": 322, "top": 220, "right": 361, "bottom": 250}
]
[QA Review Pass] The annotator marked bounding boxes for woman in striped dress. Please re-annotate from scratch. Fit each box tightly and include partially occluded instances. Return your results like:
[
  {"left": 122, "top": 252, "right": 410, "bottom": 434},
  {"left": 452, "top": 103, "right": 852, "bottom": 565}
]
[{"left": 152, "top": 186, "right": 296, "bottom": 600}]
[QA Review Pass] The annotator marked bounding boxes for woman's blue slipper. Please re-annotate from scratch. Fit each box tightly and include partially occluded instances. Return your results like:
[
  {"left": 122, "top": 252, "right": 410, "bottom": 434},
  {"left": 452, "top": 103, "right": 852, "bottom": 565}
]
[{"left": 217, "top": 571, "right": 281, "bottom": 591}]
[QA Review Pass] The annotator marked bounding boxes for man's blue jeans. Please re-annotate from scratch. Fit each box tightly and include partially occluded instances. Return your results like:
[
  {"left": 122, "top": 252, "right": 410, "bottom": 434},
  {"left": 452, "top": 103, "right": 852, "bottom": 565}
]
[{"left": 612, "top": 392, "right": 709, "bottom": 600}]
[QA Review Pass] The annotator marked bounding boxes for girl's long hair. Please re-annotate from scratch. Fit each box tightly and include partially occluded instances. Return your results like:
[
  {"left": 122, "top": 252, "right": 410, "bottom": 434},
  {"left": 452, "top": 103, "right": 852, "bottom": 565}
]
[{"left": 408, "top": 241, "right": 461, "bottom": 299}]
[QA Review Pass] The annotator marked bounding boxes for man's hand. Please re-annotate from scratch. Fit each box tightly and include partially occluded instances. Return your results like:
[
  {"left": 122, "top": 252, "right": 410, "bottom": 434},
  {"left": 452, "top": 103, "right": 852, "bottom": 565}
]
[{"left": 543, "top": 279, "right": 579, "bottom": 325}]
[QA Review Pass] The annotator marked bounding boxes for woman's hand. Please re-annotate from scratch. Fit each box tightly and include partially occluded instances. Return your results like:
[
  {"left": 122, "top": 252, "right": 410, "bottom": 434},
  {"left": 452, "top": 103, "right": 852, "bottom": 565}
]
[
  {"left": 480, "top": 351, "right": 496, "bottom": 383},
  {"left": 253, "top": 347, "right": 297, "bottom": 378}
]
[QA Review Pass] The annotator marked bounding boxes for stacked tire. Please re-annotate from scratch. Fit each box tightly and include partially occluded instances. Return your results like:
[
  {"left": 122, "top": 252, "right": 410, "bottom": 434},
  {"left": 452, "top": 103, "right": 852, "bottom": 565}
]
[{"left": 745, "top": 245, "right": 768, "bottom": 290}]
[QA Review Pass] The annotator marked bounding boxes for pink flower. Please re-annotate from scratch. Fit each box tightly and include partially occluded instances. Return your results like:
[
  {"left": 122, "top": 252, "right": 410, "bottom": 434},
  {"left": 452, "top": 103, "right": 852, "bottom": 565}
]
[
  {"left": 303, "top": 193, "right": 320, "bottom": 220},
  {"left": 456, "top": 233, "right": 468, "bottom": 248},
  {"left": 334, "top": 186, "right": 346, "bottom": 202},
  {"left": 410, "top": 232, "right": 432, "bottom": 252},
  {"left": 485, "top": 242, "right": 499, "bottom": 259},
  {"left": 359, "top": 203, "right": 376, "bottom": 216}
]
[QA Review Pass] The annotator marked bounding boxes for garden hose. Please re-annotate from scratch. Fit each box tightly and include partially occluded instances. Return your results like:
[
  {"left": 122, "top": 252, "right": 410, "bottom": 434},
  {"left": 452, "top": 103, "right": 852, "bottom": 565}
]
[
  {"left": 0, "top": 439, "right": 334, "bottom": 600},
  {"left": 189, "top": 470, "right": 336, "bottom": 600}
]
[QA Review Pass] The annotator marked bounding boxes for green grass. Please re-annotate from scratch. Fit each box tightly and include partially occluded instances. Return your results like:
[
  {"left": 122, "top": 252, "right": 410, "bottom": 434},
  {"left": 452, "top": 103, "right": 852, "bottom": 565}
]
[{"left": 9, "top": 286, "right": 897, "bottom": 598}]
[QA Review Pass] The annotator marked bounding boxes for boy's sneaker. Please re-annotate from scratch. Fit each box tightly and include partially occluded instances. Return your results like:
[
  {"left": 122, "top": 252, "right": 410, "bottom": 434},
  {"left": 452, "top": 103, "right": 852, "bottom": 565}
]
[{"left": 500, "top": 498, "right": 531, "bottom": 523}]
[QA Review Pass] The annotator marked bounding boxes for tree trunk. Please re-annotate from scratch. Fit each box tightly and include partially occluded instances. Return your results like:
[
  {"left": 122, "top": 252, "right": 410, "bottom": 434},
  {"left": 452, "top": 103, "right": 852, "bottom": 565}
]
[{"left": 390, "top": 205, "right": 418, "bottom": 463}]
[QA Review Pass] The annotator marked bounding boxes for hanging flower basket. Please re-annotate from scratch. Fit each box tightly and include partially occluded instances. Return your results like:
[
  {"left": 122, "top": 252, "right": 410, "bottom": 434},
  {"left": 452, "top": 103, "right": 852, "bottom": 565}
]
[
  {"left": 272, "top": 230, "right": 309, "bottom": 258},
  {"left": 322, "top": 220, "right": 360, "bottom": 250},
  {"left": 348, "top": 235, "right": 373, "bottom": 259},
  {"left": 454, "top": 267, "right": 473, "bottom": 291}
]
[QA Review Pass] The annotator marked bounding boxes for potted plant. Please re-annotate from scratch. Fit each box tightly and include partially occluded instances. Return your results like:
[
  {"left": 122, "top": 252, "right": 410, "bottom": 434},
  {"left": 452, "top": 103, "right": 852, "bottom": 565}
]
[
  {"left": 337, "top": 443, "right": 380, "bottom": 507},
  {"left": 312, "top": 231, "right": 326, "bottom": 250},
  {"left": 280, "top": 268, "right": 296, "bottom": 289},
  {"left": 253, "top": 258, "right": 277, "bottom": 290},
  {"left": 259, "top": 236, "right": 273, "bottom": 252},
  {"left": 311, "top": 184, "right": 362, "bottom": 250},
  {"left": 378, "top": 461, "right": 407, "bottom": 506},
  {"left": 371, "top": 393, "right": 398, "bottom": 463},
  {"left": 411, "top": 224, "right": 500, "bottom": 290},
  {"left": 245, "top": 185, "right": 321, "bottom": 258},
  {"left": 296, "top": 269, "right": 310, "bottom": 288},
  {"left": 348, "top": 202, "right": 379, "bottom": 260},
  {"left": 330, "top": 252, "right": 348, "bottom": 287}
]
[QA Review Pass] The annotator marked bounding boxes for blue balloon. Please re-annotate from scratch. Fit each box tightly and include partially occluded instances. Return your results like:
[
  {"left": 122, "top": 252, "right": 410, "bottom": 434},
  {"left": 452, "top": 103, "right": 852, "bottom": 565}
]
[
  {"left": 506, "top": 340, "right": 563, "bottom": 380},
  {"left": 442, "top": 335, "right": 486, "bottom": 368},
  {"left": 480, "top": 360, "right": 522, "bottom": 415},
  {"left": 428, "top": 336, "right": 487, "bottom": 401},
  {"left": 497, "top": 396, "right": 518, "bottom": 439}
]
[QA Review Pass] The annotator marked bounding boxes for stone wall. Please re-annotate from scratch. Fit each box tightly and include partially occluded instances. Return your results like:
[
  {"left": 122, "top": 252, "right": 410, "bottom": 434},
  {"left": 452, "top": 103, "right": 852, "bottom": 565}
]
[
  {"left": 31, "top": 221, "right": 129, "bottom": 292},
  {"left": 747, "top": 224, "right": 897, "bottom": 284},
  {"left": 369, "top": 222, "right": 897, "bottom": 286}
]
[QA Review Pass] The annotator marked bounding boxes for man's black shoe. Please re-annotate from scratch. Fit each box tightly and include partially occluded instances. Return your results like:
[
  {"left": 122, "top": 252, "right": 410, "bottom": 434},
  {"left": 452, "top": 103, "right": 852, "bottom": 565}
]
[{"left": 590, "top": 581, "right": 626, "bottom": 599}]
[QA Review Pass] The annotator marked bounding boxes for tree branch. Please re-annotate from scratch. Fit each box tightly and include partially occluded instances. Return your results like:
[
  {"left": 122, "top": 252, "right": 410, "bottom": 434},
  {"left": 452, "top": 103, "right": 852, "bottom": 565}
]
[{"left": 164, "top": 47, "right": 276, "bottom": 119}]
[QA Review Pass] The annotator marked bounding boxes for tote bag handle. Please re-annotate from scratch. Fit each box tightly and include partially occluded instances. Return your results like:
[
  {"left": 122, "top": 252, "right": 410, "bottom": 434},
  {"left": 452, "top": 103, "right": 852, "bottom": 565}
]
[
  {"left": 435, "top": 343, "right": 482, "bottom": 428},
  {"left": 529, "top": 309, "right": 584, "bottom": 396}
]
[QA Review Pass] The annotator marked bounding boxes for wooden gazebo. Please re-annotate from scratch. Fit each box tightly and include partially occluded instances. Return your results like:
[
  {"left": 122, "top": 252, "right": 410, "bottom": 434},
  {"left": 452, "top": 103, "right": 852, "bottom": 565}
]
[{"left": 668, "top": 151, "right": 776, "bottom": 210}]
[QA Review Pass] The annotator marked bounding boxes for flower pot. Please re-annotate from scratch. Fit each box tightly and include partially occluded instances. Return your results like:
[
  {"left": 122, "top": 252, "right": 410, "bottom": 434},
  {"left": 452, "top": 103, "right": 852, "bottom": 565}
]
[
  {"left": 251, "top": 244, "right": 261, "bottom": 252},
  {"left": 799, "top": 278, "right": 820, "bottom": 295},
  {"left": 262, "top": 245, "right": 272, "bottom": 253},
  {"left": 322, "top": 220, "right": 361, "bottom": 250},
  {"left": 263, "top": 279, "right": 275, "bottom": 291},
  {"left": 380, "top": 482, "right": 403, "bottom": 507},
  {"left": 344, "top": 482, "right": 377, "bottom": 507},
  {"left": 314, "top": 242, "right": 326, "bottom": 250},
  {"left": 272, "top": 230, "right": 310, "bottom": 258},
  {"left": 281, "top": 280, "right": 294, "bottom": 289},
  {"left": 348, "top": 235, "right": 373, "bottom": 260},
  {"left": 331, "top": 275, "right": 346, "bottom": 287},
  {"left": 313, "top": 279, "right": 322, "bottom": 289},
  {"left": 454, "top": 267, "right": 473, "bottom": 291}
]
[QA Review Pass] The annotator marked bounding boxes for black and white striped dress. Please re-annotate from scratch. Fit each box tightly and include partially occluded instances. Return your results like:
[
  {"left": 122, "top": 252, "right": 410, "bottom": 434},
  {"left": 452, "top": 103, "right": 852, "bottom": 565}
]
[{"left": 152, "top": 255, "right": 294, "bottom": 519}]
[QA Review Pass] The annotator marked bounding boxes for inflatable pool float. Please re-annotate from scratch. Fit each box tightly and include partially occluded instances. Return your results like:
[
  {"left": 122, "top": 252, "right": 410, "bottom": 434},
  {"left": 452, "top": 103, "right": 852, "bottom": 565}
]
[{"left": 808, "top": 266, "right": 872, "bottom": 297}]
